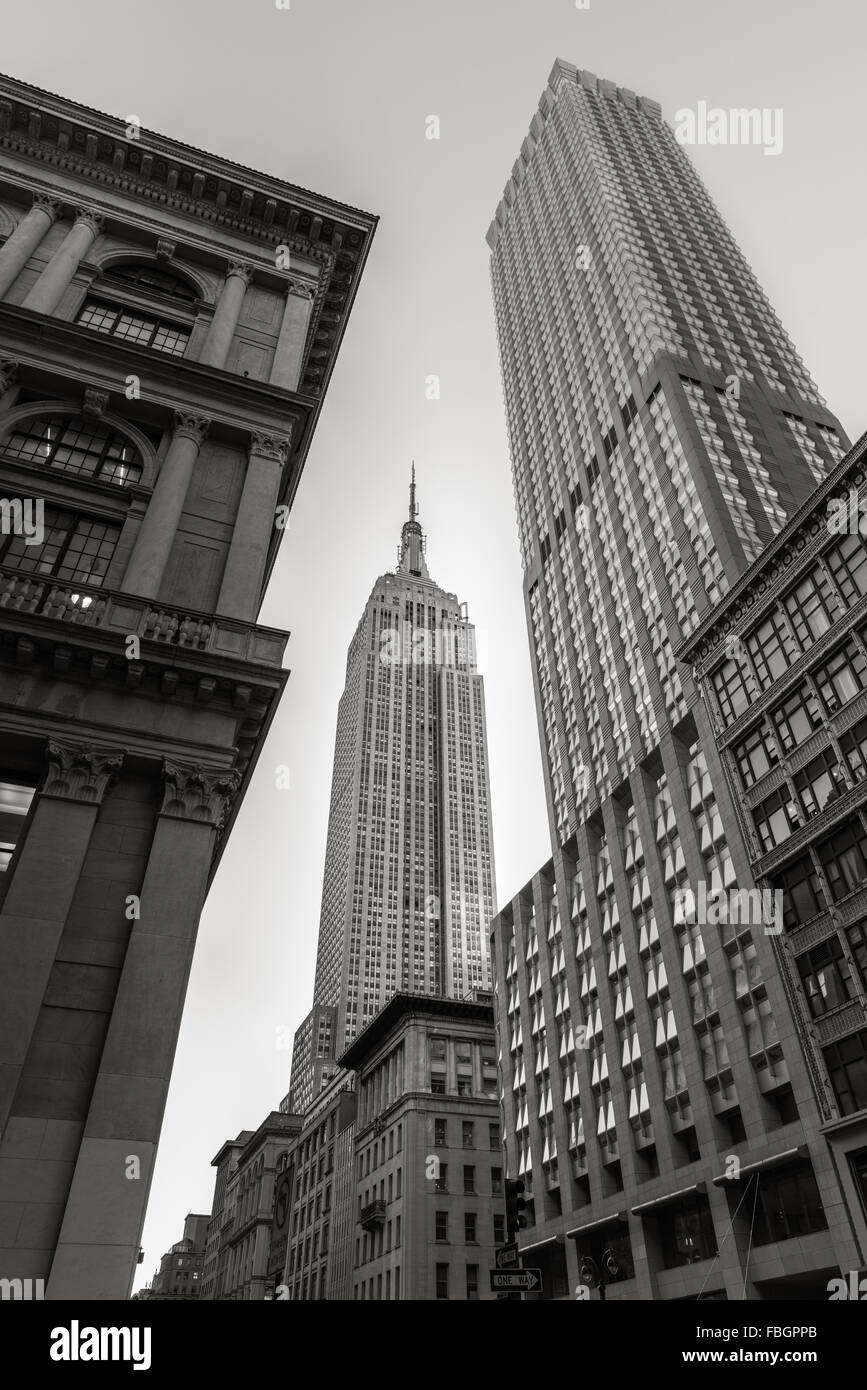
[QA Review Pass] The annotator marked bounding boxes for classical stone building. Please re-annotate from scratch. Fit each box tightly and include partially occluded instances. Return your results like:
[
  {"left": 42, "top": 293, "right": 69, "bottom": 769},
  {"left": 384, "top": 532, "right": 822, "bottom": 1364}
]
[
  {"left": 201, "top": 1111, "right": 301, "bottom": 1301},
  {"left": 486, "top": 59, "right": 860, "bottom": 1299},
  {"left": 339, "top": 992, "right": 502, "bottom": 1301},
  {"left": 278, "top": 1071, "right": 356, "bottom": 1300},
  {"left": 681, "top": 428, "right": 867, "bottom": 1274},
  {"left": 135, "top": 1211, "right": 209, "bottom": 1301},
  {"left": 0, "top": 74, "right": 375, "bottom": 1298}
]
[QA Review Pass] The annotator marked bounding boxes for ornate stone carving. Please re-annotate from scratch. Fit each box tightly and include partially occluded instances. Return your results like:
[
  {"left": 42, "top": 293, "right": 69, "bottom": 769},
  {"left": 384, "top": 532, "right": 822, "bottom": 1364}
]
[
  {"left": 227, "top": 260, "right": 254, "bottom": 286},
  {"left": 155, "top": 238, "right": 177, "bottom": 261},
  {"left": 82, "top": 387, "right": 109, "bottom": 417},
  {"left": 172, "top": 410, "right": 211, "bottom": 446},
  {"left": 287, "top": 278, "right": 314, "bottom": 300},
  {"left": 160, "top": 761, "right": 241, "bottom": 828},
  {"left": 32, "top": 194, "right": 61, "bottom": 223},
  {"left": 249, "top": 431, "right": 291, "bottom": 465},
  {"left": 73, "top": 209, "right": 105, "bottom": 238},
  {"left": 43, "top": 739, "right": 123, "bottom": 804},
  {"left": 0, "top": 358, "right": 19, "bottom": 393}
]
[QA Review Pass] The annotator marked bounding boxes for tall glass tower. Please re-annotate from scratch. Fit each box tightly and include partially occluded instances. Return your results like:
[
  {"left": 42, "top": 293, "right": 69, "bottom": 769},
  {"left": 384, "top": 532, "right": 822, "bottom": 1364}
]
[
  {"left": 486, "top": 60, "right": 860, "bottom": 1301},
  {"left": 289, "top": 477, "right": 496, "bottom": 1107}
]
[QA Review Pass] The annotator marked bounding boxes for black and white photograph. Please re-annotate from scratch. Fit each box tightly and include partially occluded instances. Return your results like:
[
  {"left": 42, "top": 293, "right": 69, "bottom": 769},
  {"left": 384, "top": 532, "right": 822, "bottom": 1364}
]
[{"left": 0, "top": 0, "right": 865, "bottom": 1367}]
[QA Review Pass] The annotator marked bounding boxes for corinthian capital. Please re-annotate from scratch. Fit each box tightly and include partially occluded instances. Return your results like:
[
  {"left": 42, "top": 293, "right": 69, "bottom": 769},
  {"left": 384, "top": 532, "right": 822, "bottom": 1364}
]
[
  {"left": 287, "top": 278, "right": 314, "bottom": 300},
  {"left": 172, "top": 410, "right": 211, "bottom": 446},
  {"left": 43, "top": 739, "right": 123, "bottom": 804},
  {"left": 73, "top": 208, "right": 105, "bottom": 238},
  {"left": 227, "top": 260, "right": 254, "bottom": 286},
  {"left": 32, "top": 194, "right": 62, "bottom": 223},
  {"left": 249, "top": 431, "right": 291, "bottom": 465},
  {"left": 160, "top": 761, "right": 241, "bottom": 828}
]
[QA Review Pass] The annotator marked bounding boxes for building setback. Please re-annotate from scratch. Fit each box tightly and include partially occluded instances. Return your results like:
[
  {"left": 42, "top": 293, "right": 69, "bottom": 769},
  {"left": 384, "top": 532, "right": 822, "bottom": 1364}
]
[
  {"left": 0, "top": 73, "right": 375, "bottom": 1298},
  {"left": 680, "top": 428, "right": 867, "bottom": 1265},
  {"left": 338, "top": 992, "right": 502, "bottom": 1301},
  {"left": 486, "top": 59, "right": 862, "bottom": 1299},
  {"left": 290, "top": 479, "right": 497, "bottom": 1102}
]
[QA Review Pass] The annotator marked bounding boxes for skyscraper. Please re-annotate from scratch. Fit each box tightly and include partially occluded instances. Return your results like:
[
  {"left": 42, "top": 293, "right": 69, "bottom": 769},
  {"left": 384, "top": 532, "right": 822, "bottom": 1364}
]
[
  {"left": 290, "top": 477, "right": 496, "bottom": 1104},
  {"left": 486, "top": 60, "right": 863, "bottom": 1300}
]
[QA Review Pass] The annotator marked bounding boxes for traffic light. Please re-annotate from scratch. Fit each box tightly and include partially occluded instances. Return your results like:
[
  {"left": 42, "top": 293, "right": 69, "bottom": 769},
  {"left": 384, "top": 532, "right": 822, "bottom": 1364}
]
[{"left": 505, "top": 1178, "right": 528, "bottom": 1237}]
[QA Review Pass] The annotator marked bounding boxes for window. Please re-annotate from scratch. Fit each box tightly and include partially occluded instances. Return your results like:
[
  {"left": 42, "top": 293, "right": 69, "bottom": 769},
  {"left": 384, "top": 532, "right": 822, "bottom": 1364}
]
[
  {"left": 782, "top": 568, "right": 839, "bottom": 647},
  {"left": 823, "top": 1029, "right": 867, "bottom": 1116},
  {"left": 0, "top": 503, "right": 120, "bottom": 588},
  {"left": 489, "top": 1123, "right": 500, "bottom": 1151},
  {"left": 434, "top": 1163, "right": 447, "bottom": 1193},
  {"left": 711, "top": 657, "right": 753, "bottom": 721},
  {"left": 839, "top": 717, "right": 867, "bottom": 782},
  {"left": 456, "top": 1078, "right": 472, "bottom": 1097},
  {"left": 793, "top": 748, "right": 847, "bottom": 817},
  {"left": 797, "top": 936, "right": 856, "bottom": 1017},
  {"left": 748, "top": 1162, "right": 828, "bottom": 1245},
  {"left": 455, "top": 1039, "right": 472, "bottom": 1064},
  {"left": 430, "top": 1075, "right": 446, "bottom": 1095},
  {"left": 464, "top": 1213, "right": 477, "bottom": 1243},
  {"left": 463, "top": 1165, "right": 475, "bottom": 1194},
  {"left": 435, "top": 1263, "right": 449, "bottom": 1300},
  {"left": 753, "top": 787, "right": 801, "bottom": 852},
  {"left": 466, "top": 1264, "right": 479, "bottom": 1300},
  {"left": 490, "top": 1166, "right": 503, "bottom": 1194},
  {"left": 434, "top": 1118, "right": 446, "bottom": 1147},
  {"left": 462, "top": 1121, "right": 474, "bottom": 1149},
  {"left": 435, "top": 1211, "right": 448, "bottom": 1242},
  {"left": 846, "top": 920, "right": 867, "bottom": 990},
  {"left": 813, "top": 639, "right": 867, "bottom": 714},
  {"left": 848, "top": 1147, "right": 867, "bottom": 1225},
  {"left": 772, "top": 685, "right": 823, "bottom": 752},
  {"left": 746, "top": 611, "right": 796, "bottom": 687},
  {"left": 493, "top": 1213, "right": 505, "bottom": 1244},
  {"left": 430, "top": 1037, "right": 447, "bottom": 1061},
  {"left": 734, "top": 723, "right": 779, "bottom": 788},
  {"left": 817, "top": 819, "right": 867, "bottom": 901},
  {"left": 4, "top": 415, "right": 143, "bottom": 486},
  {"left": 772, "top": 854, "right": 826, "bottom": 930},
  {"left": 825, "top": 533, "right": 867, "bottom": 606},
  {"left": 0, "top": 780, "right": 35, "bottom": 875},
  {"left": 77, "top": 301, "right": 190, "bottom": 357},
  {"left": 101, "top": 262, "right": 197, "bottom": 301},
  {"left": 658, "top": 1197, "right": 718, "bottom": 1269}
]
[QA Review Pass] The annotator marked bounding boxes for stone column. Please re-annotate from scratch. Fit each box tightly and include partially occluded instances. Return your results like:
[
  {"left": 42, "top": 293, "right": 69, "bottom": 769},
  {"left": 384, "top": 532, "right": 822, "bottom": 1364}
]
[
  {"left": 0, "top": 740, "right": 122, "bottom": 1134},
  {"left": 21, "top": 208, "right": 103, "bottom": 316},
  {"left": 269, "top": 280, "right": 314, "bottom": 391},
  {"left": 120, "top": 411, "right": 210, "bottom": 600},
  {"left": 46, "top": 760, "right": 239, "bottom": 1300},
  {"left": 199, "top": 260, "right": 253, "bottom": 369},
  {"left": 0, "top": 194, "right": 61, "bottom": 300},
  {"left": 215, "top": 431, "right": 291, "bottom": 622}
]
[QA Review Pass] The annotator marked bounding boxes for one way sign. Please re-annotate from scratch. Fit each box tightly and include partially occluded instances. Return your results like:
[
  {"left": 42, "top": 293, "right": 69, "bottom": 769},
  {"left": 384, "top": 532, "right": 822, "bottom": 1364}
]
[{"left": 490, "top": 1269, "right": 542, "bottom": 1293}]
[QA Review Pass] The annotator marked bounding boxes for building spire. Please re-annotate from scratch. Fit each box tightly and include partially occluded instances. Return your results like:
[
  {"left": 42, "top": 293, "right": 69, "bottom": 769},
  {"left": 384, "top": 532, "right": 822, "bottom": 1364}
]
[{"left": 397, "top": 462, "right": 429, "bottom": 580}]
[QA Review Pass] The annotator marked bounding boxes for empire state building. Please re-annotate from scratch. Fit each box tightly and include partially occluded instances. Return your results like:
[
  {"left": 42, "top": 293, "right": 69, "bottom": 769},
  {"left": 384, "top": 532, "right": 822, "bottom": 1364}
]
[{"left": 288, "top": 475, "right": 497, "bottom": 1111}]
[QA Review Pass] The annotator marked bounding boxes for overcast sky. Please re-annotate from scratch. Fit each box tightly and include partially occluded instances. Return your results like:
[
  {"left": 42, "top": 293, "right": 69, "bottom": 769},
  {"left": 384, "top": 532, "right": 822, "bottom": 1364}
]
[{"left": 5, "top": 0, "right": 864, "bottom": 1291}]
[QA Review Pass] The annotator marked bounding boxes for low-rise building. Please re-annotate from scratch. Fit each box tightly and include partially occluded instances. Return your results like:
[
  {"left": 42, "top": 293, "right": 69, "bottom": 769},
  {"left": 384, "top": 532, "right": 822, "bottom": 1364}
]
[
  {"left": 339, "top": 992, "right": 502, "bottom": 1300},
  {"left": 136, "top": 1213, "right": 209, "bottom": 1300}
]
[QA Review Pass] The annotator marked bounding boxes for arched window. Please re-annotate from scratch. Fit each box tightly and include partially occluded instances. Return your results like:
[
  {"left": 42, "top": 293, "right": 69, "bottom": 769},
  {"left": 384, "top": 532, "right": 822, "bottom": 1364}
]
[
  {"left": 4, "top": 414, "right": 143, "bottom": 485},
  {"left": 76, "top": 260, "right": 198, "bottom": 358}
]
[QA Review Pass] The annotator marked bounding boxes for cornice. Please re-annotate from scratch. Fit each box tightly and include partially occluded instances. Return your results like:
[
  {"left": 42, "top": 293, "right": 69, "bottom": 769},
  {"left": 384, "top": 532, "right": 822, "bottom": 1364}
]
[{"left": 0, "top": 74, "right": 376, "bottom": 239}]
